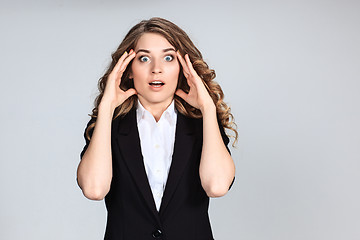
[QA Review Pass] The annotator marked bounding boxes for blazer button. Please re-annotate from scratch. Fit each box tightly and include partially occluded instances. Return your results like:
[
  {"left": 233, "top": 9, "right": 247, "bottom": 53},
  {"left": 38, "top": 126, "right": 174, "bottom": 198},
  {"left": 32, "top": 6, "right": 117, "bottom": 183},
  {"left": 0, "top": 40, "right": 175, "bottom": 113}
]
[{"left": 152, "top": 229, "right": 162, "bottom": 238}]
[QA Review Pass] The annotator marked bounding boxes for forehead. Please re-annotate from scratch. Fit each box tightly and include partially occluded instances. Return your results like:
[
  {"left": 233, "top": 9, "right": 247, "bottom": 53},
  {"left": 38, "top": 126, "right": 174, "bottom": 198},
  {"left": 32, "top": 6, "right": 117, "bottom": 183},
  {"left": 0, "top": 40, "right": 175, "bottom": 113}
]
[{"left": 135, "top": 33, "right": 174, "bottom": 50}]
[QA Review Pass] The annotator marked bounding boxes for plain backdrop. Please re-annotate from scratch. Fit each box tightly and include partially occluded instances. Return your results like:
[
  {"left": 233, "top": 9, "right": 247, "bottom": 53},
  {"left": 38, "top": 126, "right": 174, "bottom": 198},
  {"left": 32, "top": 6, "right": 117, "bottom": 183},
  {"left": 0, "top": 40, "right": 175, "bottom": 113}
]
[{"left": 0, "top": 0, "right": 359, "bottom": 239}]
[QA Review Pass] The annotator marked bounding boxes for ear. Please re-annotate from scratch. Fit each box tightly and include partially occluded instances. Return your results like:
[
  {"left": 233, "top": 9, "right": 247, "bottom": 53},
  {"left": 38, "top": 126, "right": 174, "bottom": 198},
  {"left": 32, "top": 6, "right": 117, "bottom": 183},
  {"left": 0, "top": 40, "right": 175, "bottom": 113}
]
[{"left": 128, "top": 70, "right": 133, "bottom": 79}]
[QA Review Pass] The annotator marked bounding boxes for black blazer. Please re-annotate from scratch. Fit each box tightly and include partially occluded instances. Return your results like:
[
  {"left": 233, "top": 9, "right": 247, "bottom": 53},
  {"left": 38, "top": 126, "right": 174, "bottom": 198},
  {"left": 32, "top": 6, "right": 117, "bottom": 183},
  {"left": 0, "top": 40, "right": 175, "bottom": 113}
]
[{"left": 80, "top": 107, "right": 234, "bottom": 240}]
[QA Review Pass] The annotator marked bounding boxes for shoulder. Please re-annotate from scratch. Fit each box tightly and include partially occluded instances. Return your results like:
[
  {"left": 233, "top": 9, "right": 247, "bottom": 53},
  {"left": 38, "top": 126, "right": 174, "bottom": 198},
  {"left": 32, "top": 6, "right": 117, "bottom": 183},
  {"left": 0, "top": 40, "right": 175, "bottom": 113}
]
[
  {"left": 176, "top": 111, "right": 203, "bottom": 134},
  {"left": 176, "top": 111, "right": 226, "bottom": 131},
  {"left": 111, "top": 107, "right": 137, "bottom": 135},
  {"left": 177, "top": 111, "right": 230, "bottom": 149}
]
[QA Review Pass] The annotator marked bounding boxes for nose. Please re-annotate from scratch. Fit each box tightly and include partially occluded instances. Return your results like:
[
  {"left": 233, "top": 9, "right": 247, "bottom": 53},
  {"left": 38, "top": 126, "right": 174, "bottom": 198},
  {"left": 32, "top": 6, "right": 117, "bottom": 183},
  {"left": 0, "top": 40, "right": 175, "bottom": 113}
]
[{"left": 151, "top": 59, "right": 162, "bottom": 74}]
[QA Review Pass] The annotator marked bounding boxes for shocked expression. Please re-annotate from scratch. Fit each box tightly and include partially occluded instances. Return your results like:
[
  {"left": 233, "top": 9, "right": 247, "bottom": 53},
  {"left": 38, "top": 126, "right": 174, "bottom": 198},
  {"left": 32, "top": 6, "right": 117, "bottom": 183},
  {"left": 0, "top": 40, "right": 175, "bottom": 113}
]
[{"left": 130, "top": 33, "right": 180, "bottom": 107}]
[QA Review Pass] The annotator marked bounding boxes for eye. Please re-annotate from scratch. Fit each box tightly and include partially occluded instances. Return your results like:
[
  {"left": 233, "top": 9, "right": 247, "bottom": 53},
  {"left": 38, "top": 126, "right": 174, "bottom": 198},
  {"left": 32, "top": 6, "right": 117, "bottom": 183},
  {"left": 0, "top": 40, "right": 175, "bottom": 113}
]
[
  {"left": 164, "top": 55, "right": 174, "bottom": 62},
  {"left": 139, "top": 56, "right": 150, "bottom": 62}
]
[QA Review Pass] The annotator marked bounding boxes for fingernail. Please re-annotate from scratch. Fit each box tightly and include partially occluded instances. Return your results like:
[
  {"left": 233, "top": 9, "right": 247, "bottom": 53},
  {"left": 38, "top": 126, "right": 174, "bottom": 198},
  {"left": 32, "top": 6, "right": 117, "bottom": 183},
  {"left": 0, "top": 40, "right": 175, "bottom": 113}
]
[{"left": 129, "top": 49, "right": 133, "bottom": 54}]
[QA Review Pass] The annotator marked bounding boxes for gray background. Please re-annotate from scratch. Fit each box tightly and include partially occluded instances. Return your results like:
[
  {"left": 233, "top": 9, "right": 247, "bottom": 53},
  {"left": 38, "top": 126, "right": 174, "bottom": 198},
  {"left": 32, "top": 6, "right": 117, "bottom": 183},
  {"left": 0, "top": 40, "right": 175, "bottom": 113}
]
[{"left": 0, "top": 0, "right": 359, "bottom": 239}]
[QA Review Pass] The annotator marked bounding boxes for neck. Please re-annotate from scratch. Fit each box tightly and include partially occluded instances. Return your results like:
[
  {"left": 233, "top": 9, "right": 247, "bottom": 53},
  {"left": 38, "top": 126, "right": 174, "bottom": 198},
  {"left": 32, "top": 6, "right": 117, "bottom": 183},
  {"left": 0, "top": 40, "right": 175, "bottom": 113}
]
[{"left": 138, "top": 97, "right": 173, "bottom": 122}]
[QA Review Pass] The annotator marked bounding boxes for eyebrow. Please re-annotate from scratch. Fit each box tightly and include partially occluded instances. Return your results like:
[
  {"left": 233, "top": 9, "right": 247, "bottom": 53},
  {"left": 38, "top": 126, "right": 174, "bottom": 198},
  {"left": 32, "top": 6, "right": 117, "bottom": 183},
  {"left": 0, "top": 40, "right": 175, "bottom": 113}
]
[{"left": 136, "top": 48, "right": 176, "bottom": 54}]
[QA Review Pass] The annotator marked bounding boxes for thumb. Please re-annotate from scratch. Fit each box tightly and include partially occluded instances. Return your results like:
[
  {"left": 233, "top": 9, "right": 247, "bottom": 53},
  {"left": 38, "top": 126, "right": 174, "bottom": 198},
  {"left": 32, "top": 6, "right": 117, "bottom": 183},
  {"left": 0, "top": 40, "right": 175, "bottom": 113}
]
[
  {"left": 175, "top": 89, "right": 187, "bottom": 101},
  {"left": 124, "top": 88, "right": 137, "bottom": 99}
]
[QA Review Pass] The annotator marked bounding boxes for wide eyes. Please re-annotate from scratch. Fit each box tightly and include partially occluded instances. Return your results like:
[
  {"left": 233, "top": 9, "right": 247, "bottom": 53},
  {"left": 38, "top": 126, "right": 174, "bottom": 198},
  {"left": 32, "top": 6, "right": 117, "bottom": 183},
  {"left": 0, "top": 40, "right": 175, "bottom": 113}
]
[
  {"left": 164, "top": 55, "right": 173, "bottom": 62},
  {"left": 138, "top": 55, "right": 174, "bottom": 63},
  {"left": 139, "top": 56, "right": 150, "bottom": 62}
]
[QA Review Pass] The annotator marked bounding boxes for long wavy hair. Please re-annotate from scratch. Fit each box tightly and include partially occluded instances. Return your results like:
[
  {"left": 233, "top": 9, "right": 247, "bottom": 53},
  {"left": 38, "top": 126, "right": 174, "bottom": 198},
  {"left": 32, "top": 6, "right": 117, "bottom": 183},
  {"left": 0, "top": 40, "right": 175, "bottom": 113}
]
[{"left": 86, "top": 17, "right": 238, "bottom": 146}]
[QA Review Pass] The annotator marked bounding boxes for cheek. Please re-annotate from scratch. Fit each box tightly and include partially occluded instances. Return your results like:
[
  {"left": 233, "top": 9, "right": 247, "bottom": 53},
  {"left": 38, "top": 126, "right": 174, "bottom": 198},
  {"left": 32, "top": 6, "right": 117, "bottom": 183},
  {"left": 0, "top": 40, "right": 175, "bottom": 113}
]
[
  {"left": 169, "top": 64, "right": 180, "bottom": 80},
  {"left": 131, "top": 65, "right": 149, "bottom": 85}
]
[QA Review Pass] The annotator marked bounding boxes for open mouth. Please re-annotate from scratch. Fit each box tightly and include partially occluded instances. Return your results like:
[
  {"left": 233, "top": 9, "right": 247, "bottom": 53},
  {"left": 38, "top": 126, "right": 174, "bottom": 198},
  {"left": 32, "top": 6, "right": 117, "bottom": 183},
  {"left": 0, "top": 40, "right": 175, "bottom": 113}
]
[{"left": 149, "top": 81, "right": 165, "bottom": 87}]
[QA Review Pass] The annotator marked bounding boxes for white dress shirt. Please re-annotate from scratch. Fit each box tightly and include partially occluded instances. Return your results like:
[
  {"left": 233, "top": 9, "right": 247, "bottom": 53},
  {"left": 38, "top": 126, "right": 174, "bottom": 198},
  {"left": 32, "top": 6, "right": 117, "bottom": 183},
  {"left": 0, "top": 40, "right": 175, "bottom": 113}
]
[{"left": 136, "top": 99, "right": 178, "bottom": 211}]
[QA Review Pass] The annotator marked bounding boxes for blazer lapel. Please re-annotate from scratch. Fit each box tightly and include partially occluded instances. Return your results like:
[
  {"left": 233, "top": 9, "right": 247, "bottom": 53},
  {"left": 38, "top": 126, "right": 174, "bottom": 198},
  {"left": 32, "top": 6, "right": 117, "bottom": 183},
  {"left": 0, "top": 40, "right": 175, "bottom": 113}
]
[
  {"left": 159, "top": 112, "right": 196, "bottom": 215},
  {"left": 114, "top": 108, "right": 160, "bottom": 222}
]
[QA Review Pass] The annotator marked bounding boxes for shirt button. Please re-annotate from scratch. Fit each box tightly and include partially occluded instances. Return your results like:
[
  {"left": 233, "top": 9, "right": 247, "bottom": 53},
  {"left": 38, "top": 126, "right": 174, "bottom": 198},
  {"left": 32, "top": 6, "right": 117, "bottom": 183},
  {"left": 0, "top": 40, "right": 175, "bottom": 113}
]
[
  {"left": 155, "top": 144, "right": 160, "bottom": 149},
  {"left": 152, "top": 229, "right": 162, "bottom": 238}
]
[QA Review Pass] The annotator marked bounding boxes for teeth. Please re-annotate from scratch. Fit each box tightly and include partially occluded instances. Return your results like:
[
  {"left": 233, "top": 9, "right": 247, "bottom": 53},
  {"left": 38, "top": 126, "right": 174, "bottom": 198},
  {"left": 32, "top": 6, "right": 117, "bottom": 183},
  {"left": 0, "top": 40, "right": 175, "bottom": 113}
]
[{"left": 149, "top": 81, "right": 164, "bottom": 86}]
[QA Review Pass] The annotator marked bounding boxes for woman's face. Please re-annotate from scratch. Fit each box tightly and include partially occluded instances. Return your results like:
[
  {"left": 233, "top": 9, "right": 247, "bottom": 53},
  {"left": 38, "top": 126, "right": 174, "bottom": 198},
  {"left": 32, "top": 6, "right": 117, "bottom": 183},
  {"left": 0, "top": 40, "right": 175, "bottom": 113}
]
[{"left": 130, "top": 33, "right": 180, "bottom": 108}]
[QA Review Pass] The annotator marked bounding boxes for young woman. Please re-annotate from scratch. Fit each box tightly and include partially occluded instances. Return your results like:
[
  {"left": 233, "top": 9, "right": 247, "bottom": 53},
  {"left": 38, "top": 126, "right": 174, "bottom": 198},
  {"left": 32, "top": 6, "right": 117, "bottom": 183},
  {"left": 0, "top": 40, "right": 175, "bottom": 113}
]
[{"left": 77, "top": 17, "right": 238, "bottom": 240}]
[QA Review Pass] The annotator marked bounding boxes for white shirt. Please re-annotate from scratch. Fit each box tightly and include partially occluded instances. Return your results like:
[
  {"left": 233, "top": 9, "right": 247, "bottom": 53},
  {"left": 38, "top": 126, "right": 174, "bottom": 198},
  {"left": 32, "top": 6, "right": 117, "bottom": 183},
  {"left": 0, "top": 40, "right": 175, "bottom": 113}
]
[{"left": 136, "top": 99, "right": 177, "bottom": 211}]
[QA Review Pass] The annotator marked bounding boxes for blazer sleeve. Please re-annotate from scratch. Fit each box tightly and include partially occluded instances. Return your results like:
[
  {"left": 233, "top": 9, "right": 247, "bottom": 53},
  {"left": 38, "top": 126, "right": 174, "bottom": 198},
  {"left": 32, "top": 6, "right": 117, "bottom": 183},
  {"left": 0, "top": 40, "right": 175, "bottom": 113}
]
[{"left": 218, "top": 120, "right": 235, "bottom": 191}]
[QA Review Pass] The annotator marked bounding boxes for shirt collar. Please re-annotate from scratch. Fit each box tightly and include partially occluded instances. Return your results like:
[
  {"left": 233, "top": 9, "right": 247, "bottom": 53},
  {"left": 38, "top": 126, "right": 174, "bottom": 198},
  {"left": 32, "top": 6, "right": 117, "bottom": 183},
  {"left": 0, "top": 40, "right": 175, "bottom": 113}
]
[{"left": 136, "top": 99, "right": 177, "bottom": 126}]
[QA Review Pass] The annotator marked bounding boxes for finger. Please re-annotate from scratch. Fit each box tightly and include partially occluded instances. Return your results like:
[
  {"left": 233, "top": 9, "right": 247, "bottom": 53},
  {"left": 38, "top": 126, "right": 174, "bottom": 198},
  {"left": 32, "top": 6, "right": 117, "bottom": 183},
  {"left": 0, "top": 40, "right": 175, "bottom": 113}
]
[
  {"left": 119, "top": 50, "right": 136, "bottom": 73},
  {"left": 185, "top": 76, "right": 194, "bottom": 88},
  {"left": 108, "top": 51, "right": 129, "bottom": 87},
  {"left": 184, "top": 54, "right": 204, "bottom": 88},
  {"left": 114, "top": 51, "right": 136, "bottom": 86},
  {"left": 113, "top": 51, "right": 129, "bottom": 73},
  {"left": 184, "top": 54, "right": 198, "bottom": 77},
  {"left": 124, "top": 88, "right": 137, "bottom": 99},
  {"left": 176, "top": 51, "right": 191, "bottom": 77},
  {"left": 175, "top": 89, "right": 188, "bottom": 100}
]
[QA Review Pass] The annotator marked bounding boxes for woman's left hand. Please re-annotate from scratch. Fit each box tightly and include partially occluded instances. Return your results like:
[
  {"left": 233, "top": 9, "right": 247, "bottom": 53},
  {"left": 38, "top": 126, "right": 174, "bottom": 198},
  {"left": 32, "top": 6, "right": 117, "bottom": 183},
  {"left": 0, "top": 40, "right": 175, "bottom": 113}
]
[{"left": 175, "top": 51, "right": 215, "bottom": 112}]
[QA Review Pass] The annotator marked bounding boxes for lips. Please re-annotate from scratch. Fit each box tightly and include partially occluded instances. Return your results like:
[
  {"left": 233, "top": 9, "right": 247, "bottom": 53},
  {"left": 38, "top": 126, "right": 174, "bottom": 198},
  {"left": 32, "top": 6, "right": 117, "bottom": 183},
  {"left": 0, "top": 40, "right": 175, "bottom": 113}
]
[{"left": 149, "top": 80, "right": 165, "bottom": 87}]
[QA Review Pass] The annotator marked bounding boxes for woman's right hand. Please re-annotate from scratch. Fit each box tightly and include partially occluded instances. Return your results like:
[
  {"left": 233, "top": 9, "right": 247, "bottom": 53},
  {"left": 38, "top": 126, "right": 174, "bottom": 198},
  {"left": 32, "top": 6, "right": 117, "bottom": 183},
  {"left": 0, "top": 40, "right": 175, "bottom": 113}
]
[{"left": 101, "top": 49, "right": 137, "bottom": 111}]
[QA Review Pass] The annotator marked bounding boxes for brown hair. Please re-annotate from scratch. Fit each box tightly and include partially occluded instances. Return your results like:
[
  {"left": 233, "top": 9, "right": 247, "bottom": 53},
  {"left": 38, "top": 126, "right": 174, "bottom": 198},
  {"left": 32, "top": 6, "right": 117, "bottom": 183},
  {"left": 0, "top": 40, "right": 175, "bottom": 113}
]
[{"left": 86, "top": 17, "right": 238, "bottom": 146}]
